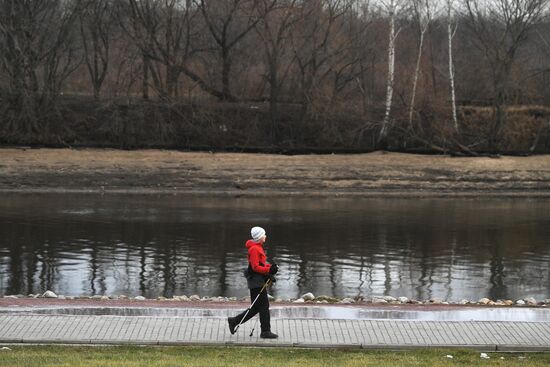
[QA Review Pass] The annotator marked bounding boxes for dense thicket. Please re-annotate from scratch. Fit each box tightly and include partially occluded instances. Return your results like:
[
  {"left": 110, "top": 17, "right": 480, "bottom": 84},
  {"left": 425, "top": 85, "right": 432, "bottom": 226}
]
[{"left": 1, "top": 0, "right": 549, "bottom": 153}]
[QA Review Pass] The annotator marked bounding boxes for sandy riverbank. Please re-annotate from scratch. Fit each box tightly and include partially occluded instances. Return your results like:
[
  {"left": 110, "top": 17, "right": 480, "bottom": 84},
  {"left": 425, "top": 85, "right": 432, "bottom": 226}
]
[{"left": 1, "top": 148, "right": 550, "bottom": 196}]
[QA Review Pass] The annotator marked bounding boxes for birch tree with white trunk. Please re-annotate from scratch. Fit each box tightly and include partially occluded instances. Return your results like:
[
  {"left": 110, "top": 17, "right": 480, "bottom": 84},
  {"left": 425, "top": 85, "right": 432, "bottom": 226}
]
[
  {"left": 408, "top": 0, "right": 433, "bottom": 132},
  {"left": 447, "top": 0, "right": 459, "bottom": 132},
  {"left": 379, "top": 0, "right": 404, "bottom": 144}
]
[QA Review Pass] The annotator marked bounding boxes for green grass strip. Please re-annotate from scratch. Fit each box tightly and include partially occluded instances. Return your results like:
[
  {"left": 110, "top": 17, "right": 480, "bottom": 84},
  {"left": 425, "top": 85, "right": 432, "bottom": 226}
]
[{"left": 0, "top": 346, "right": 549, "bottom": 367}]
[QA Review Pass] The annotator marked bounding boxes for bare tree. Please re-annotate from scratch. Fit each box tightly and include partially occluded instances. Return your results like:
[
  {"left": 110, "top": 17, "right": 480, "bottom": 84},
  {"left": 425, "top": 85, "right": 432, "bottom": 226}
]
[
  {"left": 464, "top": 0, "right": 549, "bottom": 149},
  {"left": 289, "top": 0, "right": 355, "bottom": 116},
  {"left": 323, "top": 4, "right": 369, "bottom": 110},
  {"left": 0, "top": 0, "right": 81, "bottom": 137},
  {"left": 447, "top": 0, "right": 458, "bottom": 132},
  {"left": 379, "top": 0, "right": 405, "bottom": 144},
  {"left": 195, "top": 0, "right": 270, "bottom": 101},
  {"left": 78, "top": 0, "right": 114, "bottom": 100},
  {"left": 121, "top": 0, "right": 226, "bottom": 100},
  {"left": 408, "top": 0, "right": 434, "bottom": 131},
  {"left": 355, "top": 2, "right": 377, "bottom": 116},
  {"left": 256, "top": 0, "right": 300, "bottom": 140}
]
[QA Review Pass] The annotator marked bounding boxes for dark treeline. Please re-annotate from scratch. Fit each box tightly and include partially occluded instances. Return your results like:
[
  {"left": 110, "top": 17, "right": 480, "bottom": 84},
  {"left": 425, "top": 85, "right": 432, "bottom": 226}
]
[{"left": 1, "top": 0, "right": 550, "bottom": 153}]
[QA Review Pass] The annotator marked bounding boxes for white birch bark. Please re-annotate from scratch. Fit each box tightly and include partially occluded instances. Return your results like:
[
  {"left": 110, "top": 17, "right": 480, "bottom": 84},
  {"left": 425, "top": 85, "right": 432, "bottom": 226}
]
[
  {"left": 408, "top": 0, "right": 430, "bottom": 131},
  {"left": 379, "top": 0, "right": 400, "bottom": 142},
  {"left": 447, "top": 0, "right": 459, "bottom": 132}
]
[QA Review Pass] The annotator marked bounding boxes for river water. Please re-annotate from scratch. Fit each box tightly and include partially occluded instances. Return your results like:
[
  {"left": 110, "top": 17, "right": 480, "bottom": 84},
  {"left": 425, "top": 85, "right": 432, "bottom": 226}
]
[{"left": 1, "top": 194, "right": 549, "bottom": 301}]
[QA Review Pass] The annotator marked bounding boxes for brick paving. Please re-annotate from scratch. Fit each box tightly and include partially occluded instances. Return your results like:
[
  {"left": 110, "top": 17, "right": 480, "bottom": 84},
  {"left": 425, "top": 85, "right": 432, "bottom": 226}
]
[{"left": 0, "top": 314, "right": 549, "bottom": 351}]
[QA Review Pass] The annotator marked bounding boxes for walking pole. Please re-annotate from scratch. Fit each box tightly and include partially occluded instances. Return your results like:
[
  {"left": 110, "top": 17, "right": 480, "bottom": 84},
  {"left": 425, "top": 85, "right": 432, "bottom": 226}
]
[
  {"left": 249, "top": 315, "right": 259, "bottom": 337},
  {"left": 233, "top": 277, "right": 272, "bottom": 334}
]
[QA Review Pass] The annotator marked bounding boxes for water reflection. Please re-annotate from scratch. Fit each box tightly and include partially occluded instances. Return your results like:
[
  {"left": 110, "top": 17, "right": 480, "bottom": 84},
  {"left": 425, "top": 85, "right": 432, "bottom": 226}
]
[
  {"left": 3, "top": 306, "right": 549, "bottom": 322},
  {"left": 0, "top": 194, "right": 549, "bottom": 300}
]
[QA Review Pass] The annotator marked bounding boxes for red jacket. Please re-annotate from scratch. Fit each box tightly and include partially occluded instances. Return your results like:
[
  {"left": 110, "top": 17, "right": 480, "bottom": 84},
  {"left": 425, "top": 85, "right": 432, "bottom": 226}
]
[{"left": 246, "top": 240, "right": 272, "bottom": 275}]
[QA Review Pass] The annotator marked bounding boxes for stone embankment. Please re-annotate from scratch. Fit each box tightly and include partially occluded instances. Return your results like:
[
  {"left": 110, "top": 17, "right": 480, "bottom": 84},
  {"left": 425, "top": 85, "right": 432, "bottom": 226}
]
[{"left": 2, "top": 291, "right": 549, "bottom": 307}]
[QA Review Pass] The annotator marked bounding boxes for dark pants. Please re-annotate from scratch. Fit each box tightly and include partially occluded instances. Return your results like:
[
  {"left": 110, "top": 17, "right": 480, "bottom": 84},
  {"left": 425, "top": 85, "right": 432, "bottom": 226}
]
[{"left": 233, "top": 287, "right": 271, "bottom": 332}]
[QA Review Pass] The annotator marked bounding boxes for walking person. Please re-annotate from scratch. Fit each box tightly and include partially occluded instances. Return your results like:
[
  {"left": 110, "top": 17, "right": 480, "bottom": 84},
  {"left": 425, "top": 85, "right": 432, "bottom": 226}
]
[{"left": 227, "top": 226, "right": 279, "bottom": 339}]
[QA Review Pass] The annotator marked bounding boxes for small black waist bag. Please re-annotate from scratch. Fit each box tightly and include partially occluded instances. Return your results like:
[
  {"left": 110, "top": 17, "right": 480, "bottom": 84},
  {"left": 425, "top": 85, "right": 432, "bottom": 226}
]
[{"left": 243, "top": 263, "right": 267, "bottom": 289}]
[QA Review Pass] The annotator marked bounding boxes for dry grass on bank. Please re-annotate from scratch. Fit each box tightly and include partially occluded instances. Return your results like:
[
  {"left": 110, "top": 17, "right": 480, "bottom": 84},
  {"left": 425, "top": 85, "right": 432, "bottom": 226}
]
[{"left": 2, "top": 95, "right": 550, "bottom": 153}]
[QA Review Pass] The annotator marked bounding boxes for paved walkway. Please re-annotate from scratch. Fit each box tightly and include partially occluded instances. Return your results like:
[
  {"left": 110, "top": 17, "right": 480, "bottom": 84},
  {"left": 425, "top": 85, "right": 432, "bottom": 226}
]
[{"left": 1, "top": 314, "right": 549, "bottom": 351}]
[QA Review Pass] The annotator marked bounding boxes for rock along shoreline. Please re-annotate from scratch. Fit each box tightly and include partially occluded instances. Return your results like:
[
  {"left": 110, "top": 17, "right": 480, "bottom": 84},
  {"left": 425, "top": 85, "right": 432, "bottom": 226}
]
[{"left": 2, "top": 291, "right": 549, "bottom": 308}]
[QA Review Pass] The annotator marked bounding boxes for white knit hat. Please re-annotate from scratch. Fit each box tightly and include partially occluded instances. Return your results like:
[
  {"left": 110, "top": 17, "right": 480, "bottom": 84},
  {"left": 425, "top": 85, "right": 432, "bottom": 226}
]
[{"left": 251, "top": 226, "right": 266, "bottom": 242}]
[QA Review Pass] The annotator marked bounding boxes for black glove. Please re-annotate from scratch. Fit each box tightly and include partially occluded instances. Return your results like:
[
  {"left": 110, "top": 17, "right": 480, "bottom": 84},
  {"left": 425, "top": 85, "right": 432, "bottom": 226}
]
[
  {"left": 269, "top": 275, "right": 277, "bottom": 283},
  {"left": 269, "top": 263, "right": 278, "bottom": 275}
]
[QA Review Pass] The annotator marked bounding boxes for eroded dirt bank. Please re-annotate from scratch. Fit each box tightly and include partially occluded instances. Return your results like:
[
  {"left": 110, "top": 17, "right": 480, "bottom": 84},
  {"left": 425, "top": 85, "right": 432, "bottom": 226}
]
[{"left": 1, "top": 148, "right": 550, "bottom": 196}]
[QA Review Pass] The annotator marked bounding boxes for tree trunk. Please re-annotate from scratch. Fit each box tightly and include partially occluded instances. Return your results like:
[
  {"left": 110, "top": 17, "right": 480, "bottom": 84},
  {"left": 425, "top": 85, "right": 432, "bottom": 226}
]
[
  {"left": 269, "top": 56, "right": 279, "bottom": 144},
  {"left": 221, "top": 48, "right": 232, "bottom": 101},
  {"left": 490, "top": 64, "right": 511, "bottom": 150},
  {"left": 409, "top": 27, "right": 426, "bottom": 131},
  {"left": 491, "top": 89, "right": 506, "bottom": 150},
  {"left": 379, "top": 2, "right": 398, "bottom": 145},
  {"left": 142, "top": 52, "right": 149, "bottom": 100},
  {"left": 447, "top": 1, "right": 458, "bottom": 132},
  {"left": 166, "top": 65, "right": 180, "bottom": 99},
  {"left": 428, "top": 23, "right": 438, "bottom": 98}
]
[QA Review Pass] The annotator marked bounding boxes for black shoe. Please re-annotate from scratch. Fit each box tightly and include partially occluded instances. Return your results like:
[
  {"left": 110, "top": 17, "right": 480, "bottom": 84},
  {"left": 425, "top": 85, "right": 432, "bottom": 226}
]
[
  {"left": 260, "top": 331, "right": 278, "bottom": 339},
  {"left": 227, "top": 317, "right": 237, "bottom": 335}
]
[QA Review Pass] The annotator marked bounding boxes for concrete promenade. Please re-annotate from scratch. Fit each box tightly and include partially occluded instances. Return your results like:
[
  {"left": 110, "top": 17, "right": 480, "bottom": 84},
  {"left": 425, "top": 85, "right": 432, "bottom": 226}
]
[{"left": 1, "top": 313, "right": 549, "bottom": 351}]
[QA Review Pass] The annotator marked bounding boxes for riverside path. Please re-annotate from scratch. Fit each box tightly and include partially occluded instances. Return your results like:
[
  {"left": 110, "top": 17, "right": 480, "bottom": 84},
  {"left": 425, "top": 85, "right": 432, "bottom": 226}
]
[{"left": 0, "top": 304, "right": 549, "bottom": 351}]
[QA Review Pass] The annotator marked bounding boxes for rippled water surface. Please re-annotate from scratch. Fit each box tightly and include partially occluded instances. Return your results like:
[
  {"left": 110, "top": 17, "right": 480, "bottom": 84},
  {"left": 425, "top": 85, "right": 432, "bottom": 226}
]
[{"left": 1, "top": 194, "right": 549, "bottom": 300}]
